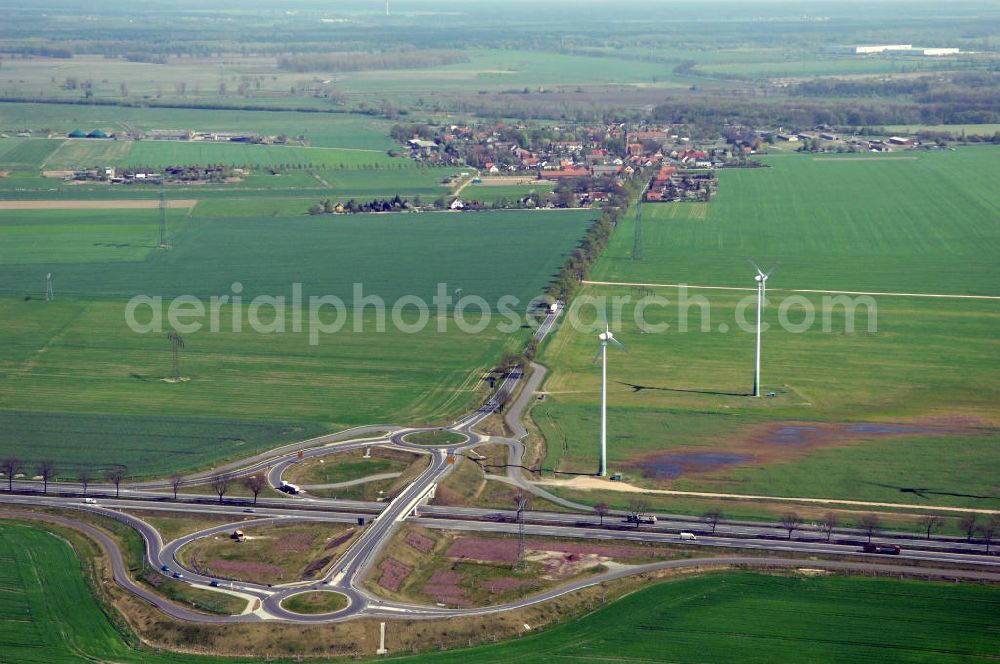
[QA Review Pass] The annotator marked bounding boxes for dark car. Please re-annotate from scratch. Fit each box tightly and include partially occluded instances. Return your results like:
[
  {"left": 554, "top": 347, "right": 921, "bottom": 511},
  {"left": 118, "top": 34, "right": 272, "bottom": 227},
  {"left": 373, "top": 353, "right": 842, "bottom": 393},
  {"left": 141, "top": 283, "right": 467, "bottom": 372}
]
[
  {"left": 209, "top": 580, "right": 220, "bottom": 587},
  {"left": 161, "top": 565, "right": 171, "bottom": 572},
  {"left": 172, "top": 571, "right": 184, "bottom": 579}
]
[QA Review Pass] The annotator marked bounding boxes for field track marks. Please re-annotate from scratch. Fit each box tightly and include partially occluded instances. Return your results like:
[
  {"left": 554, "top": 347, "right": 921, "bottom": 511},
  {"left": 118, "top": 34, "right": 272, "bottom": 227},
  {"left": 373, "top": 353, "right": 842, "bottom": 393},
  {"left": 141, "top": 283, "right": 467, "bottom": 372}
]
[
  {"left": 37, "top": 139, "right": 68, "bottom": 170},
  {"left": 582, "top": 280, "right": 1000, "bottom": 301},
  {"left": 0, "top": 199, "right": 198, "bottom": 210}
]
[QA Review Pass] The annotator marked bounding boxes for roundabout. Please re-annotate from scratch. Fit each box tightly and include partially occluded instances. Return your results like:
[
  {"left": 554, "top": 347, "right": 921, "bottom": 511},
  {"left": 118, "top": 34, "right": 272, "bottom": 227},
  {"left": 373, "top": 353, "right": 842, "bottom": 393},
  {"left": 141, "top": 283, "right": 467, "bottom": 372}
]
[{"left": 280, "top": 590, "right": 350, "bottom": 615}]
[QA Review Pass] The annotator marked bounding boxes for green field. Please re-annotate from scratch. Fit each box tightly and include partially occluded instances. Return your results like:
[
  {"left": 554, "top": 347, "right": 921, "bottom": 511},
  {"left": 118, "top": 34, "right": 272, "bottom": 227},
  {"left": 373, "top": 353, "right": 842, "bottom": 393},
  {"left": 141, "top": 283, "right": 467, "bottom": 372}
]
[
  {"left": 3, "top": 525, "right": 997, "bottom": 664},
  {"left": 595, "top": 148, "right": 1000, "bottom": 295},
  {"left": 42, "top": 138, "right": 134, "bottom": 169},
  {"left": 536, "top": 150, "right": 1000, "bottom": 507},
  {"left": 0, "top": 208, "right": 188, "bottom": 265},
  {"left": 0, "top": 138, "right": 64, "bottom": 170},
  {"left": 536, "top": 285, "right": 1000, "bottom": 508},
  {"left": 0, "top": 521, "right": 220, "bottom": 664},
  {"left": 0, "top": 103, "right": 398, "bottom": 150},
  {"left": 402, "top": 572, "right": 1000, "bottom": 663},
  {"left": 0, "top": 209, "right": 593, "bottom": 475},
  {"left": 124, "top": 141, "right": 404, "bottom": 170},
  {"left": 462, "top": 182, "right": 554, "bottom": 204}
]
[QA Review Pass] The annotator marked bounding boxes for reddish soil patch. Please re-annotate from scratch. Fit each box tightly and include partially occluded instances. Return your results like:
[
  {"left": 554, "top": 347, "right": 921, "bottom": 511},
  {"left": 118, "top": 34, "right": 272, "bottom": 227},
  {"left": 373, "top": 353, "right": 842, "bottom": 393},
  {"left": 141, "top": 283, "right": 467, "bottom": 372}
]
[
  {"left": 273, "top": 533, "right": 315, "bottom": 552},
  {"left": 422, "top": 570, "right": 471, "bottom": 607},
  {"left": 404, "top": 531, "right": 435, "bottom": 554},
  {"left": 446, "top": 537, "right": 518, "bottom": 564},
  {"left": 377, "top": 558, "right": 411, "bottom": 592},
  {"left": 209, "top": 560, "right": 284, "bottom": 576},
  {"left": 632, "top": 420, "right": 978, "bottom": 480}
]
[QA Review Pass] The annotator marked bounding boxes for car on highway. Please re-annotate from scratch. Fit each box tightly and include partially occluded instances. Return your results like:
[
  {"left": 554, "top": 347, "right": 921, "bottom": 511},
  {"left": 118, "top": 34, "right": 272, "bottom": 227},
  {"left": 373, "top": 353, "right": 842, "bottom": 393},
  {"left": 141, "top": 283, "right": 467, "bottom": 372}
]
[
  {"left": 161, "top": 565, "right": 171, "bottom": 572},
  {"left": 243, "top": 508, "right": 255, "bottom": 513},
  {"left": 209, "top": 580, "right": 220, "bottom": 587},
  {"left": 172, "top": 572, "right": 184, "bottom": 579},
  {"left": 83, "top": 497, "right": 97, "bottom": 504}
]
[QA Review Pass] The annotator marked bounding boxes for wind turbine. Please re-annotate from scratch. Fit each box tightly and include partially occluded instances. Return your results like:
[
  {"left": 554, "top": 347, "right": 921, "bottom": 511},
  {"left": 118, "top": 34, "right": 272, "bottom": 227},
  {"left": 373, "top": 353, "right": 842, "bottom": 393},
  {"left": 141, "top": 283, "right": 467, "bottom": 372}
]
[
  {"left": 593, "top": 323, "right": 626, "bottom": 476},
  {"left": 750, "top": 260, "right": 777, "bottom": 397}
]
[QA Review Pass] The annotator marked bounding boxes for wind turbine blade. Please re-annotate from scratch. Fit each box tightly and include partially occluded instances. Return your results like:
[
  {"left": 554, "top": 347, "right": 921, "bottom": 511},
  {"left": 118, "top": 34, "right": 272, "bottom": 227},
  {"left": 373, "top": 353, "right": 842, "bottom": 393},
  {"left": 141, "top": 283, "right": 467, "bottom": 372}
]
[
  {"left": 608, "top": 337, "right": 628, "bottom": 352},
  {"left": 749, "top": 258, "right": 764, "bottom": 276},
  {"left": 764, "top": 262, "right": 780, "bottom": 279},
  {"left": 592, "top": 345, "right": 604, "bottom": 364}
]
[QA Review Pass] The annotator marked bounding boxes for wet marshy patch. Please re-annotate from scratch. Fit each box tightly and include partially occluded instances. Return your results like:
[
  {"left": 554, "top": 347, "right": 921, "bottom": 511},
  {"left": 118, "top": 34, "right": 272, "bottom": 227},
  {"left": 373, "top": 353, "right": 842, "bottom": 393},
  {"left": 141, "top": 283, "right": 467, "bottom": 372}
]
[
  {"left": 635, "top": 452, "right": 753, "bottom": 480},
  {"left": 631, "top": 418, "right": 984, "bottom": 481}
]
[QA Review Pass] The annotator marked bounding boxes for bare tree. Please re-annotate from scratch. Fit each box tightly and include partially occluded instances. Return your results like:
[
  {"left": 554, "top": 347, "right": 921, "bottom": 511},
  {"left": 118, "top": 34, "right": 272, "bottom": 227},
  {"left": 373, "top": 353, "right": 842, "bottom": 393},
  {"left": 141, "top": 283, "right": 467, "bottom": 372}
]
[
  {"left": 211, "top": 473, "right": 231, "bottom": 503},
  {"left": 917, "top": 515, "right": 944, "bottom": 541},
  {"left": 817, "top": 512, "right": 838, "bottom": 543},
  {"left": 594, "top": 502, "right": 609, "bottom": 526},
  {"left": 859, "top": 513, "right": 881, "bottom": 543},
  {"left": 2, "top": 457, "right": 22, "bottom": 492},
  {"left": 959, "top": 513, "right": 978, "bottom": 542},
  {"left": 78, "top": 468, "right": 91, "bottom": 496},
  {"left": 702, "top": 509, "right": 723, "bottom": 534},
  {"left": 104, "top": 465, "right": 127, "bottom": 498},
  {"left": 978, "top": 517, "right": 998, "bottom": 554},
  {"left": 37, "top": 460, "right": 56, "bottom": 494},
  {"left": 169, "top": 473, "right": 183, "bottom": 500},
  {"left": 780, "top": 512, "right": 801, "bottom": 540},
  {"left": 242, "top": 473, "right": 266, "bottom": 505}
]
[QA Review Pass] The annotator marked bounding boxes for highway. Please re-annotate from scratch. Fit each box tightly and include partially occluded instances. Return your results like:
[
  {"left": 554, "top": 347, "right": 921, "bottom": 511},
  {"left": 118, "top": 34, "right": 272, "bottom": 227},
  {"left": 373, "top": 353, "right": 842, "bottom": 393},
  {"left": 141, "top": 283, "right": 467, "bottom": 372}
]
[{"left": 3, "top": 304, "right": 998, "bottom": 624}]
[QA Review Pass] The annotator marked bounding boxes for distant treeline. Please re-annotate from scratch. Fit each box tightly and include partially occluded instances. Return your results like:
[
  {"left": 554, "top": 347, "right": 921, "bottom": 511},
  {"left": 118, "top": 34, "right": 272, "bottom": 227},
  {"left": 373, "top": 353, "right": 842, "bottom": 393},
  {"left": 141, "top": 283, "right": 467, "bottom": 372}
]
[{"left": 277, "top": 50, "right": 469, "bottom": 73}]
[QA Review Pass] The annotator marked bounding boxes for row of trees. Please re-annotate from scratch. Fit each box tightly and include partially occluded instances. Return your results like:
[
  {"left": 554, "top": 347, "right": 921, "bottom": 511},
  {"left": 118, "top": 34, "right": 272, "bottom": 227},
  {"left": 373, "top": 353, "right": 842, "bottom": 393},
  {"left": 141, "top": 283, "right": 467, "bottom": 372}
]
[
  {"left": 277, "top": 50, "right": 469, "bottom": 73},
  {"left": 595, "top": 502, "right": 1000, "bottom": 552},
  {"left": 0, "top": 456, "right": 270, "bottom": 505}
]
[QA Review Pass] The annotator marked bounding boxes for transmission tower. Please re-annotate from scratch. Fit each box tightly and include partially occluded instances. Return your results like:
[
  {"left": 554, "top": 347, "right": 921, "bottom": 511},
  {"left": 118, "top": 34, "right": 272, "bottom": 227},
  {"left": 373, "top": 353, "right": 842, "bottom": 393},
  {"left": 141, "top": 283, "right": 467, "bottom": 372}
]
[
  {"left": 45, "top": 273, "right": 54, "bottom": 301},
  {"left": 514, "top": 494, "right": 528, "bottom": 569},
  {"left": 158, "top": 190, "right": 168, "bottom": 248}
]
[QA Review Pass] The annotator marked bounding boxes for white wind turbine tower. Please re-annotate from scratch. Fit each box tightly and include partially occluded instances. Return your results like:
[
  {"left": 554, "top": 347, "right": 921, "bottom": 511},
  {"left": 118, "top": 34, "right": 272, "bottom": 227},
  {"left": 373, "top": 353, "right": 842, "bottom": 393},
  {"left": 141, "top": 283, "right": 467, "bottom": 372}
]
[
  {"left": 594, "top": 323, "right": 626, "bottom": 476},
  {"left": 750, "top": 260, "right": 777, "bottom": 397}
]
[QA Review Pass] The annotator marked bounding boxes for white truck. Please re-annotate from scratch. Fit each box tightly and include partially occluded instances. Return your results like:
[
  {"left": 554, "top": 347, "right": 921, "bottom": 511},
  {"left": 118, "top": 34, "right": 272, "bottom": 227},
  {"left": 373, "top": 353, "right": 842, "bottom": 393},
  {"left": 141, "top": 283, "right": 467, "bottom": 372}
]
[{"left": 679, "top": 532, "right": 697, "bottom": 541}]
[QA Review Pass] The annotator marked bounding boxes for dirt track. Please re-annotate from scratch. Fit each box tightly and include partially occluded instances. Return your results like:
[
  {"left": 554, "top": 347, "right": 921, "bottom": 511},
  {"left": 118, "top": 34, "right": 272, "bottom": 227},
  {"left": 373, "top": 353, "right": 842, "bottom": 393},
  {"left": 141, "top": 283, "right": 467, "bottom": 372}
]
[{"left": 0, "top": 199, "right": 197, "bottom": 210}]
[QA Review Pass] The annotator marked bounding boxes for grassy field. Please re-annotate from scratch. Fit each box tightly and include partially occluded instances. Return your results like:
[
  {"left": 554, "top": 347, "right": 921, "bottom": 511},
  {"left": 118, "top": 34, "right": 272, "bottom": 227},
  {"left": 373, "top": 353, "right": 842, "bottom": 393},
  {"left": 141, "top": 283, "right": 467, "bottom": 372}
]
[
  {"left": 404, "top": 430, "right": 467, "bottom": 446},
  {"left": 0, "top": 103, "right": 398, "bottom": 150},
  {"left": 43, "top": 138, "right": 134, "bottom": 169},
  {"left": 0, "top": 208, "right": 592, "bottom": 475},
  {"left": 0, "top": 138, "right": 64, "bottom": 170},
  {"left": 0, "top": 521, "right": 223, "bottom": 663},
  {"left": 0, "top": 208, "right": 594, "bottom": 301},
  {"left": 285, "top": 448, "right": 417, "bottom": 487},
  {"left": 124, "top": 141, "right": 404, "bottom": 170},
  {"left": 396, "top": 572, "right": 1000, "bottom": 663},
  {"left": 534, "top": 283, "right": 1000, "bottom": 508},
  {"left": 281, "top": 591, "right": 349, "bottom": 615},
  {"left": 594, "top": 148, "right": 1000, "bottom": 295},
  {"left": 0, "top": 208, "right": 188, "bottom": 265}
]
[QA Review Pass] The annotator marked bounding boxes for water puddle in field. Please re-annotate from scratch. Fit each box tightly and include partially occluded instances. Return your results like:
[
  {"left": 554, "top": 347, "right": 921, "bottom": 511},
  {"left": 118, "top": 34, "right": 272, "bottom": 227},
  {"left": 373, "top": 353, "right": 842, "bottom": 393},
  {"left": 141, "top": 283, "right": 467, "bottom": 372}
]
[
  {"left": 635, "top": 452, "right": 753, "bottom": 480},
  {"left": 767, "top": 423, "right": 938, "bottom": 446}
]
